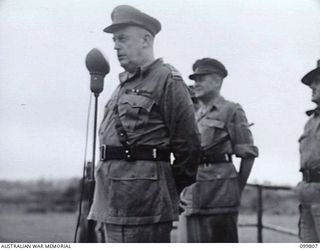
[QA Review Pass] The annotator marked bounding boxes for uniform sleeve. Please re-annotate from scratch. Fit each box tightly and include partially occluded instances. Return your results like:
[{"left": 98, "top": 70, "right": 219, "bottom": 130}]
[
  {"left": 162, "top": 74, "right": 201, "bottom": 193},
  {"left": 228, "top": 104, "right": 259, "bottom": 158}
]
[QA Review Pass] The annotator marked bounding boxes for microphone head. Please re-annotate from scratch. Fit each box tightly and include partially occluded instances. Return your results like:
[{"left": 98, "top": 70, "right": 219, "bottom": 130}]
[{"left": 85, "top": 48, "right": 110, "bottom": 76}]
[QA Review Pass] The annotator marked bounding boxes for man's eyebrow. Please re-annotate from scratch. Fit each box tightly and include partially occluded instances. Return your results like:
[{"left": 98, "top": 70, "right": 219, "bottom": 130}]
[{"left": 113, "top": 34, "right": 126, "bottom": 39}]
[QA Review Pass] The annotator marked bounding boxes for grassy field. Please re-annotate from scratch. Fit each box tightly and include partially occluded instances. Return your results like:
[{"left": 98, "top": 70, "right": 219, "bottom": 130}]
[
  {"left": 0, "top": 212, "right": 76, "bottom": 243},
  {"left": 0, "top": 212, "right": 299, "bottom": 243}
]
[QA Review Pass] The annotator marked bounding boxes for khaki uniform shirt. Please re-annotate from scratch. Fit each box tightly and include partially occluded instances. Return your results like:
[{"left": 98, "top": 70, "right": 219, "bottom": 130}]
[
  {"left": 299, "top": 111, "right": 320, "bottom": 171},
  {"left": 181, "top": 96, "right": 258, "bottom": 215},
  {"left": 298, "top": 110, "right": 320, "bottom": 204},
  {"left": 88, "top": 59, "right": 200, "bottom": 225}
]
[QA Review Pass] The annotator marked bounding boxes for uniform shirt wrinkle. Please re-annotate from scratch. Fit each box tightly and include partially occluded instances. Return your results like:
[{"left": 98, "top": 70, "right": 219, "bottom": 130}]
[
  {"left": 89, "top": 58, "right": 199, "bottom": 225},
  {"left": 300, "top": 114, "right": 320, "bottom": 170},
  {"left": 183, "top": 96, "right": 258, "bottom": 215}
]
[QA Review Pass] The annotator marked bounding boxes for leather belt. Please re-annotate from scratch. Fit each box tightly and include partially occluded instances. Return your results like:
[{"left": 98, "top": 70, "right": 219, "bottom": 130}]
[
  {"left": 200, "top": 152, "right": 232, "bottom": 164},
  {"left": 301, "top": 169, "right": 320, "bottom": 183},
  {"left": 99, "top": 145, "right": 171, "bottom": 162}
]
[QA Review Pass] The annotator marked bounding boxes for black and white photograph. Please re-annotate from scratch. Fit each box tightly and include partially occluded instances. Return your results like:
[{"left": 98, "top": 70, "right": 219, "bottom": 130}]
[{"left": 0, "top": 0, "right": 320, "bottom": 245}]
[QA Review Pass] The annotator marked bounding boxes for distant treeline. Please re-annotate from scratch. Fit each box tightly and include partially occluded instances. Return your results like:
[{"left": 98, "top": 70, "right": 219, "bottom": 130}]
[
  {"left": 0, "top": 179, "right": 299, "bottom": 215},
  {"left": 0, "top": 178, "right": 80, "bottom": 213}
]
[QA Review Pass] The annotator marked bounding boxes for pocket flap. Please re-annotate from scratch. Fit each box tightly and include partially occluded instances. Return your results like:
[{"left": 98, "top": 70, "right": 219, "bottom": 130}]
[
  {"left": 197, "top": 163, "right": 237, "bottom": 181},
  {"left": 205, "top": 119, "right": 225, "bottom": 129},
  {"left": 108, "top": 161, "right": 158, "bottom": 180},
  {"left": 120, "top": 94, "right": 155, "bottom": 112}
]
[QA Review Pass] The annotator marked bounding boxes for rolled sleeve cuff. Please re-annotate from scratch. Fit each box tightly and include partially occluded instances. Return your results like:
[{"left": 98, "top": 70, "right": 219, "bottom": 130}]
[{"left": 234, "top": 144, "right": 259, "bottom": 158}]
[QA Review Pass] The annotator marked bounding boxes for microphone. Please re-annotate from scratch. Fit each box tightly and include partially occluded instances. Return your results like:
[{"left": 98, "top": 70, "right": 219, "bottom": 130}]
[{"left": 85, "top": 48, "right": 110, "bottom": 95}]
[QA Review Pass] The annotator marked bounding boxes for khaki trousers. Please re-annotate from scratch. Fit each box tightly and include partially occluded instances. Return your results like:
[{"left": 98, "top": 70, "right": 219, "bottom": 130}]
[
  {"left": 297, "top": 182, "right": 320, "bottom": 242},
  {"left": 102, "top": 221, "right": 173, "bottom": 243},
  {"left": 178, "top": 213, "right": 238, "bottom": 243},
  {"left": 299, "top": 204, "right": 320, "bottom": 242}
]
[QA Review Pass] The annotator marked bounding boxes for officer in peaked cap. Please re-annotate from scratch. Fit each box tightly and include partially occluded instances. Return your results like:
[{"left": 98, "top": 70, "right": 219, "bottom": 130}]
[
  {"left": 179, "top": 58, "right": 258, "bottom": 242},
  {"left": 298, "top": 59, "right": 320, "bottom": 242},
  {"left": 87, "top": 5, "right": 201, "bottom": 243}
]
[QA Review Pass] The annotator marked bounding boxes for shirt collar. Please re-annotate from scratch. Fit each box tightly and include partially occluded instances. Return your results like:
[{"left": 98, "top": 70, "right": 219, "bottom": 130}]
[
  {"left": 198, "top": 95, "right": 225, "bottom": 113},
  {"left": 211, "top": 95, "right": 225, "bottom": 109},
  {"left": 140, "top": 58, "right": 163, "bottom": 75},
  {"left": 119, "top": 58, "right": 163, "bottom": 84},
  {"left": 196, "top": 96, "right": 225, "bottom": 121}
]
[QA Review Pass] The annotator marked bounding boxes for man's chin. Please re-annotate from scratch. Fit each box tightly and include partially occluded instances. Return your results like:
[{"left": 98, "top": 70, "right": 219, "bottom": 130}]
[
  {"left": 119, "top": 63, "right": 137, "bottom": 73},
  {"left": 119, "top": 61, "right": 130, "bottom": 70},
  {"left": 119, "top": 60, "right": 127, "bottom": 67}
]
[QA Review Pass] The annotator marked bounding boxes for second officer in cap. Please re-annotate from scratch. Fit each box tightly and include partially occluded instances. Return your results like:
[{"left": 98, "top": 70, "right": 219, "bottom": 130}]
[
  {"left": 179, "top": 58, "right": 258, "bottom": 242},
  {"left": 87, "top": 5, "right": 200, "bottom": 242},
  {"left": 297, "top": 59, "right": 320, "bottom": 242}
]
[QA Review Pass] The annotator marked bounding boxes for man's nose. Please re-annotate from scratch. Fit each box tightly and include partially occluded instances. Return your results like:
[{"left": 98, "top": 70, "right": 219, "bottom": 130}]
[
  {"left": 310, "top": 82, "right": 318, "bottom": 90},
  {"left": 114, "top": 41, "right": 120, "bottom": 50}
]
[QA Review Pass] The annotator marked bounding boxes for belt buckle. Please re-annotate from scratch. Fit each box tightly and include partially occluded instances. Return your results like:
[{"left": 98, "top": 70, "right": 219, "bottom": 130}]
[{"left": 100, "top": 145, "right": 107, "bottom": 161}]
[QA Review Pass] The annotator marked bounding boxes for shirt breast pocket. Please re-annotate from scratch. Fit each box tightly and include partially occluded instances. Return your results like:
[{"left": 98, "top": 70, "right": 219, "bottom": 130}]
[
  {"left": 201, "top": 119, "right": 227, "bottom": 147},
  {"left": 118, "top": 94, "right": 155, "bottom": 132}
]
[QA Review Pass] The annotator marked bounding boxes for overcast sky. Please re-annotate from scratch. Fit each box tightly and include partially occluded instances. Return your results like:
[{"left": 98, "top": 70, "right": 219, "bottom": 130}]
[{"left": 0, "top": 0, "right": 319, "bottom": 185}]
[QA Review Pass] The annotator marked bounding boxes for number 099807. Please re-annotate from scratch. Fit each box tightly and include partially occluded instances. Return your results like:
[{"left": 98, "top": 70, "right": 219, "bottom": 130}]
[{"left": 300, "top": 244, "right": 318, "bottom": 248}]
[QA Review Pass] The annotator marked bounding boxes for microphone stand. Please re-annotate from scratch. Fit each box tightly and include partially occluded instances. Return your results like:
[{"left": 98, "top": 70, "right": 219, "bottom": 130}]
[
  {"left": 87, "top": 92, "right": 99, "bottom": 243},
  {"left": 90, "top": 93, "right": 98, "bottom": 205},
  {"left": 77, "top": 48, "right": 109, "bottom": 243}
]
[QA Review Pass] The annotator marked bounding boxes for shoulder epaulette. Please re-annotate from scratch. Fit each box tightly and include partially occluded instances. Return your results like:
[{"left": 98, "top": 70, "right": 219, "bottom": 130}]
[{"left": 164, "top": 63, "right": 183, "bottom": 80}]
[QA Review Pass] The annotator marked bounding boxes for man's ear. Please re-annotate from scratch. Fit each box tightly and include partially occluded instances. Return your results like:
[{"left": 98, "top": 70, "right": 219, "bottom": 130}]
[
  {"left": 142, "top": 33, "right": 153, "bottom": 48},
  {"left": 213, "top": 74, "right": 223, "bottom": 88}
]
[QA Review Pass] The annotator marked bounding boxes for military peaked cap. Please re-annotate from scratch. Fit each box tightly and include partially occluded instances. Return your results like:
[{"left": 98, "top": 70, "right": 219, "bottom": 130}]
[
  {"left": 189, "top": 58, "right": 228, "bottom": 80},
  {"left": 103, "top": 5, "right": 161, "bottom": 36},
  {"left": 302, "top": 59, "right": 320, "bottom": 85}
]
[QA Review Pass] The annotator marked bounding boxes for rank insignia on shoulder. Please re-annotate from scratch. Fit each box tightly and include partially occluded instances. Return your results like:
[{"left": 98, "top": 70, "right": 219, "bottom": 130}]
[{"left": 165, "top": 64, "right": 183, "bottom": 80}]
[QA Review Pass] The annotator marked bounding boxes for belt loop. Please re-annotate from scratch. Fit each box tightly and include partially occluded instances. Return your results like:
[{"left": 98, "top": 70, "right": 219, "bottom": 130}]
[
  {"left": 225, "top": 154, "right": 229, "bottom": 162},
  {"left": 305, "top": 169, "right": 309, "bottom": 182},
  {"left": 100, "top": 144, "right": 107, "bottom": 161},
  {"left": 152, "top": 148, "right": 157, "bottom": 159},
  {"left": 303, "top": 169, "right": 311, "bottom": 182}
]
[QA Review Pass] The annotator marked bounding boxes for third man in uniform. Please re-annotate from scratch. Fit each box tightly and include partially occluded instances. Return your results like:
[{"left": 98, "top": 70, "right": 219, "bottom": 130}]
[
  {"left": 298, "top": 59, "right": 320, "bottom": 242},
  {"left": 180, "top": 58, "right": 258, "bottom": 242}
]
